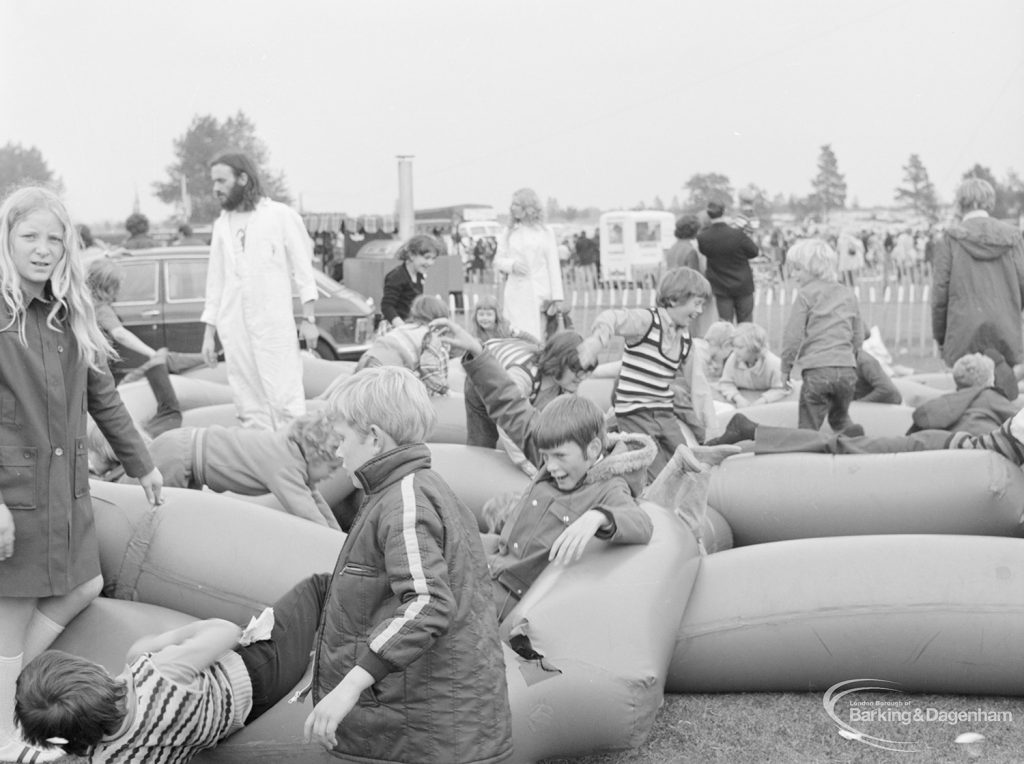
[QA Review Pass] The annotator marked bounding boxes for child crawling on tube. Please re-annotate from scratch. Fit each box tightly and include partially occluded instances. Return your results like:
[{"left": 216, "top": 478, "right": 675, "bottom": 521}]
[{"left": 14, "top": 366, "right": 513, "bottom": 764}]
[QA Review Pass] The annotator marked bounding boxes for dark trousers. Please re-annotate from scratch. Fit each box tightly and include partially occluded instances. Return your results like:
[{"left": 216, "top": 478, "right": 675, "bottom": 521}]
[
  {"left": 464, "top": 374, "right": 499, "bottom": 449},
  {"left": 754, "top": 425, "right": 951, "bottom": 456},
  {"left": 798, "top": 366, "right": 858, "bottom": 431},
  {"left": 236, "top": 573, "right": 331, "bottom": 724},
  {"left": 713, "top": 292, "right": 754, "bottom": 324},
  {"left": 143, "top": 364, "right": 183, "bottom": 438},
  {"left": 616, "top": 407, "right": 686, "bottom": 482}
]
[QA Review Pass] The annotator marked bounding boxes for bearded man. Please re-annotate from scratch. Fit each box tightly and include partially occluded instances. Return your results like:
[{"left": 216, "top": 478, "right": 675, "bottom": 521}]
[{"left": 200, "top": 152, "right": 319, "bottom": 429}]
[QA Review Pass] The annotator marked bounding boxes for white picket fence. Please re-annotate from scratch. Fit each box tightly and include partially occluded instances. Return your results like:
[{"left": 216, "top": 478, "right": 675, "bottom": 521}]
[{"left": 453, "top": 281, "right": 938, "bottom": 358}]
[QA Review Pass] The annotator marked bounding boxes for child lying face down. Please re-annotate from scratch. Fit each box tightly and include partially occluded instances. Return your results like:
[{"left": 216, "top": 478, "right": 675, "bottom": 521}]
[{"left": 89, "top": 410, "right": 345, "bottom": 529}]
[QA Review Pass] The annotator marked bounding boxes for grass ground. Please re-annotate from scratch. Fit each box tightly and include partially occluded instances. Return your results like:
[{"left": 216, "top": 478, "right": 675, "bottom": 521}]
[{"left": 540, "top": 692, "right": 1024, "bottom": 763}]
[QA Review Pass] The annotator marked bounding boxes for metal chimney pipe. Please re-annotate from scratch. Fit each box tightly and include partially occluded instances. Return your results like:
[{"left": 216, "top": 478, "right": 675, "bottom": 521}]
[{"left": 397, "top": 155, "right": 414, "bottom": 241}]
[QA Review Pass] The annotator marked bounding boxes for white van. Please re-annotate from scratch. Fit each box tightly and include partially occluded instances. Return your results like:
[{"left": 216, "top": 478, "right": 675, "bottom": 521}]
[{"left": 599, "top": 210, "right": 675, "bottom": 284}]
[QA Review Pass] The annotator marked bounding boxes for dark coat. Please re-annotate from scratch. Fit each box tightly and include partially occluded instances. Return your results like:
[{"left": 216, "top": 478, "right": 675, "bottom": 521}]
[
  {"left": 932, "top": 216, "right": 1024, "bottom": 366},
  {"left": 311, "top": 444, "right": 512, "bottom": 764},
  {"left": 0, "top": 296, "right": 152, "bottom": 596},
  {"left": 696, "top": 220, "right": 760, "bottom": 297},
  {"left": 380, "top": 263, "right": 424, "bottom": 323},
  {"left": 908, "top": 386, "right": 1020, "bottom": 437}
]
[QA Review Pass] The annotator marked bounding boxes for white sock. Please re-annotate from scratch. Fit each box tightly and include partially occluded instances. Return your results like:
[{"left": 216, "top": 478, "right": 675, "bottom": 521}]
[
  {"left": 0, "top": 652, "right": 23, "bottom": 744},
  {"left": 23, "top": 611, "right": 65, "bottom": 664}
]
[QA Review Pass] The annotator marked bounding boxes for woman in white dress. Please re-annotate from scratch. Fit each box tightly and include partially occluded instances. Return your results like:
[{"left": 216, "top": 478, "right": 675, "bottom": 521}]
[{"left": 494, "top": 188, "right": 564, "bottom": 341}]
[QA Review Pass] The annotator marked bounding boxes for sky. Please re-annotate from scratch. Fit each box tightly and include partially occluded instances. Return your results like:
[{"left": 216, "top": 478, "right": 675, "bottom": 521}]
[{"left": 2, "top": 0, "right": 1023, "bottom": 226}]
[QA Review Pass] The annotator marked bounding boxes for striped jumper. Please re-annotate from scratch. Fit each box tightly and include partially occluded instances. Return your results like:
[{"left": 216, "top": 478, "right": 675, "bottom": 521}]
[
  {"left": 614, "top": 308, "right": 691, "bottom": 415},
  {"left": 91, "top": 652, "right": 251, "bottom": 763}
]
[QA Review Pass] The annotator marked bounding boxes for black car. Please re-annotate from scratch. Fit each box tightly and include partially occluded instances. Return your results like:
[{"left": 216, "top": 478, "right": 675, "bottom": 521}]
[{"left": 107, "top": 246, "right": 373, "bottom": 363}]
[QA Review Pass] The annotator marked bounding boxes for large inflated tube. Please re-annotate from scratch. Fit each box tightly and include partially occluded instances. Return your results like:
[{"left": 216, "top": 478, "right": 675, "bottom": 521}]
[
  {"left": 183, "top": 357, "right": 355, "bottom": 399},
  {"left": 707, "top": 449, "right": 1024, "bottom": 546},
  {"left": 715, "top": 400, "right": 915, "bottom": 437},
  {"left": 502, "top": 501, "right": 701, "bottom": 762},
  {"left": 90, "top": 481, "right": 342, "bottom": 622},
  {"left": 116, "top": 376, "right": 235, "bottom": 425},
  {"left": 670, "top": 534, "right": 1024, "bottom": 695},
  {"left": 180, "top": 395, "right": 469, "bottom": 444}
]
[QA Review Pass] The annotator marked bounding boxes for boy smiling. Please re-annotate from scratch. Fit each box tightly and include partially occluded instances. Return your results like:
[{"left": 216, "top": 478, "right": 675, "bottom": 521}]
[{"left": 487, "top": 395, "right": 656, "bottom": 621}]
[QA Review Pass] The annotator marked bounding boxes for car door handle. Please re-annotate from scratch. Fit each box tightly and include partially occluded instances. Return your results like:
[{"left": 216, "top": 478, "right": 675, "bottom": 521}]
[{"left": 140, "top": 310, "right": 161, "bottom": 317}]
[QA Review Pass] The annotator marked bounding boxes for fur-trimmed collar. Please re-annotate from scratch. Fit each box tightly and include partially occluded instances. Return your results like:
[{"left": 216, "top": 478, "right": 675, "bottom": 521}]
[{"left": 583, "top": 431, "right": 656, "bottom": 497}]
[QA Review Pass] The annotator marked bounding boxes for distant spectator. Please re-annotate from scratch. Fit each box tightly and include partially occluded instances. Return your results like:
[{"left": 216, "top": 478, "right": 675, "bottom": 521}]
[
  {"left": 932, "top": 177, "right": 1024, "bottom": 370},
  {"left": 697, "top": 200, "right": 759, "bottom": 323},
  {"left": 174, "top": 223, "right": 205, "bottom": 246},
  {"left": 77, "top": 224, "right": 106, "bottom": 264},
  {"left": 494, "top": 188, "right": 564, "bottom": 341},
  {"left": 123, "top": 212, "right": 156, "bottom": 250}
]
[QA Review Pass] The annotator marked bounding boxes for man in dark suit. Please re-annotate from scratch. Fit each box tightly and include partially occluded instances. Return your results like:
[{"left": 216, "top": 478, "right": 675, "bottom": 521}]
[{"left": 696, "top": 201, "right": 760, "bottom": 323}]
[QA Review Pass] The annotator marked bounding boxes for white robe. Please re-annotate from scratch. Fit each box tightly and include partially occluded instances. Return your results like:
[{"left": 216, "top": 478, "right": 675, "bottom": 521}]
[
  {"left": 202, "top": 198, "right": 318, "bottom": 429},
  {"left": 494, "top": 224, "right": 564, "bottom": 341}
]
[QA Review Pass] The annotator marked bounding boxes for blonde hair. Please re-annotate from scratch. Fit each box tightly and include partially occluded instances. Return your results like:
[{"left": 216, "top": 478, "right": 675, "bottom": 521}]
[
  {"left": 0, "top": 187, "right": 113, "bottom": 370},
  {"left": 786, "top": 238, "right": 838, "bottom": 282},
  {"left": 326, "top": 366, "right": 436, "bottom": 444},
  {"left": 704, "top": 320, "right": 737, "bottom": 349},
  {"left": 952, "top": 353, "right": 995, "bottom": 389},
  {"left": 509, "top": 188, "right": 543, "bottom": 226},
  {"left": 732, "top": 322, "right": 768, "bottom": 353}
]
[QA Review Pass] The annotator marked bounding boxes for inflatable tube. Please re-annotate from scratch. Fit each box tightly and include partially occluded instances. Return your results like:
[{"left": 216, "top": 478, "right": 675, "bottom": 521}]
[
  {"left": 77, "top": 468, "right": 697, "bottom": 762},
  {"left": 707, "top": 449, "right": 1024, "bottom": 546},
  {"left": 116, "top": 375, "right": 235, "bottom": 425},
  {"left": 183, "top": 356, "right": 356, "bottom": 399},
  {"left": 892, "top": 376, "right": 946, "bottom": 407},
  {"left": 715, "top": 400, "right": 915, "bottom": 437},
  {"left": 670, "top": 534, "right": 1024, "bottom": 695},
  {"left": 181, "top": 394, "right": 468, "bottom": 444},
  {"left": 899, "top": 371, "right": 955, "bottom": 391},
  {"left": 577, "top": 376, "right": 615, "bottom": 411},
  {"left": 503, "top": 501, "right": 700, "bottom": 762},
  {"left": 90, "top": 481, "right": 342, "bottom": 622}
]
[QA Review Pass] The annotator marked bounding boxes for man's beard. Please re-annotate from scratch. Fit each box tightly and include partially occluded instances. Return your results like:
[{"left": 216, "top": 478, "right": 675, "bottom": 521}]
[{"left": 219, "top": 183, "right": 248, "bottom": 211}]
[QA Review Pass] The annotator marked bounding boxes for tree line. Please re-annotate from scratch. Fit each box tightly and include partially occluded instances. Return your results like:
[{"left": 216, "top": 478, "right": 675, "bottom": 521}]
[{"left": 3, "top": 113, "right": 1023, "bottom": 225}]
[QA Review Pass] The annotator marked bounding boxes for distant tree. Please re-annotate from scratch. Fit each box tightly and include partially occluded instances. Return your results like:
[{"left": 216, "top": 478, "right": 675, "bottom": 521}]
[
  {"left": 810, "top": 144, "right": 847, "bottom": 221},
  {"left": 633, "top": 200, "right": 647, "bottom": 211},
  {"left": 1004, "top": 169, "right": 1024, "bottom": 219},
  {"left": 960, "top": 164, "right": 1017, "bottom": 219},
  {"left": 545, "top": 196, "right": 561, "bottom": 220},
  {"left": 153, "top": 112, "right": 291, "bottom": 223},
  {"left": 669, "top": 195, "right": 683, "bottom": 214},
  {"left": 684, "top": 172, "right": 733, "bottom": 211},
  {"left": 738, "top": 184, "right": 772, "bottom": 225},
  {"left": 651, "top": 195, "right": 665, "bottom": 210},
  {"left": 0, "top": 142, "right": 61, "bottom": 196},
  {"left": 894, "top": 154, "right": 939, "bottom": 221}
]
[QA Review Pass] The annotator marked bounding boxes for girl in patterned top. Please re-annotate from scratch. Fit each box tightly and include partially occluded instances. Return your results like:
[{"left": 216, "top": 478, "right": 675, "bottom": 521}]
[{"left": 577, "top": 267, "right": 715, "bottom": 480}]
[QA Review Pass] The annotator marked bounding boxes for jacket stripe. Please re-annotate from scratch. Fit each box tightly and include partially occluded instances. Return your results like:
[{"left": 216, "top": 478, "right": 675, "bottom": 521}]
[{"left": 370, "top": 474, "right": 430, "bottom": 653}]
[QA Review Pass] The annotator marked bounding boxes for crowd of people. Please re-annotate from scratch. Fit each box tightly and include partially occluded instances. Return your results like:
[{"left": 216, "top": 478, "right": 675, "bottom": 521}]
[{"left": 0, "top": 164, "right": 1023, "bottom": 763}]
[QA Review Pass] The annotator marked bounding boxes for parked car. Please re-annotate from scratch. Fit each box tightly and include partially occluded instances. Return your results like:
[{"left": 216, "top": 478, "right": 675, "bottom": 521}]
[{"left": 106, "top": 246, "right": 373, "bottom": 365}]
